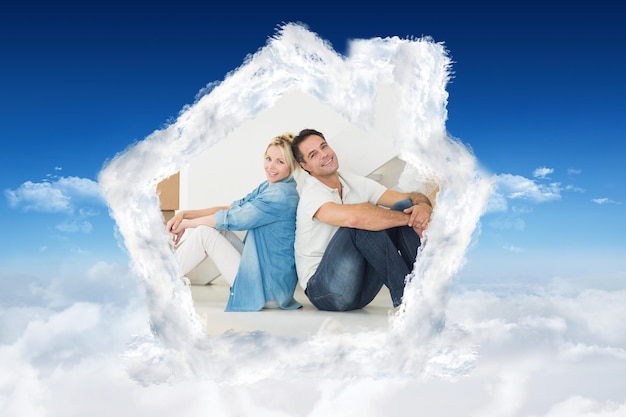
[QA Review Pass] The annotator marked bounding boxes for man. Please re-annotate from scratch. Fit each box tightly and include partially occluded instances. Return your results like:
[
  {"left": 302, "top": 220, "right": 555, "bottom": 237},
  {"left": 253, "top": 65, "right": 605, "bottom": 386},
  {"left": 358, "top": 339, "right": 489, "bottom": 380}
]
[{"left": 291, "top": 128, "right": 433, "bottom": 311}]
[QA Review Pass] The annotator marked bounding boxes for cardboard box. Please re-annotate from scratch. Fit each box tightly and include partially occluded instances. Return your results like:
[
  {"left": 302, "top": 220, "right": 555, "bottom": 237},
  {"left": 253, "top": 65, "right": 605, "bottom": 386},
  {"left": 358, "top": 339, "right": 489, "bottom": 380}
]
[
  {"left": 156, "top": 172, "right": 180, "bottom": 211},
  {"left": 161, "top": 210, "right": 176, "bottom": 223}
]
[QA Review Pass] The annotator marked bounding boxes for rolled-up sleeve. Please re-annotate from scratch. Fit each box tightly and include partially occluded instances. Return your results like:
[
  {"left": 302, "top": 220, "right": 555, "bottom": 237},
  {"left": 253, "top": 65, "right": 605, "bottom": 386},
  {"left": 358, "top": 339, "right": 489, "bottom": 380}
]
[{"left": 214, "top": 182, "right": 295, "bottom": 231}]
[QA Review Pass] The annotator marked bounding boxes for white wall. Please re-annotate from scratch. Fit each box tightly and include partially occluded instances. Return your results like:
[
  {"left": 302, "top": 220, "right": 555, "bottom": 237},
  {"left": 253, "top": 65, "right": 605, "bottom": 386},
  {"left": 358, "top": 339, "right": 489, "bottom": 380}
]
[{"left": 180, "top": 87, "right": 405, "bottom": 210}]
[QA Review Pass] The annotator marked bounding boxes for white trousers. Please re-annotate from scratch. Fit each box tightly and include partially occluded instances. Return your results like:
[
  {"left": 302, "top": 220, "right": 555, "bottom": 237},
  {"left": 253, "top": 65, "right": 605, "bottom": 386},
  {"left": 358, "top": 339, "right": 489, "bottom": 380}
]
[{"left": 174, "top": 226, "right": 244, "bottom": 286}]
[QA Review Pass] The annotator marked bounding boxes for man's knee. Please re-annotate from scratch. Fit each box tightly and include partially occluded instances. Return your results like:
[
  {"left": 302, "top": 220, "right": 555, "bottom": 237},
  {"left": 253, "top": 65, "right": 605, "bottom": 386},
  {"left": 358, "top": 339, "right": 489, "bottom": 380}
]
[
  {"left": 306, "top": 270, "right": 361, "bottom": 311},
  {"left": 309, "top": 292, "right": 358, "bottom": 311}
]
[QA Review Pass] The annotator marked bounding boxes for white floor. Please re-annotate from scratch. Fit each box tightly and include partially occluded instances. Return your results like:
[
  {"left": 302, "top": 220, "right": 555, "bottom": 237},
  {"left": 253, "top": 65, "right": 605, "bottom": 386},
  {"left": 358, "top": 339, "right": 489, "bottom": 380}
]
[{"left": 190, "top": 278, "right": 396, "bottom": 338}]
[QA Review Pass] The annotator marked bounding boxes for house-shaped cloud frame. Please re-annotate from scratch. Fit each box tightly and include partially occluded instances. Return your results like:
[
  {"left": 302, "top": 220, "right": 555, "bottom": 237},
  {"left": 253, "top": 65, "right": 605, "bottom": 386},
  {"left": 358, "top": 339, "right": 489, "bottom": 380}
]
[{"left": 99, "top": 23, "right": 492, "bottom": 383}]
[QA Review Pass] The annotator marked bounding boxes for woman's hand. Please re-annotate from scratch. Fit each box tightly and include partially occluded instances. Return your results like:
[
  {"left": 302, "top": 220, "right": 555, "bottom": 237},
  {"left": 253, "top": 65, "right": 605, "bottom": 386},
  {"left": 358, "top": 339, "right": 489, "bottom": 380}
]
[{"left": 166, "top": 212, "right": 186, "bottom": 245}]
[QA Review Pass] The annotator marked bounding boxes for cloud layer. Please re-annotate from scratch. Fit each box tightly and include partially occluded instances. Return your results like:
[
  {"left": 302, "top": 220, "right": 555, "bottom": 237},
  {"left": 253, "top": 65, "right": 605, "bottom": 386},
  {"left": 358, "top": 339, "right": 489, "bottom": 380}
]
[
  {"left": 4, "top": 22, "right": 624, "bottom": 417},
  {"left": 2, "top": 266, "right": 625, "bottom": 416}
]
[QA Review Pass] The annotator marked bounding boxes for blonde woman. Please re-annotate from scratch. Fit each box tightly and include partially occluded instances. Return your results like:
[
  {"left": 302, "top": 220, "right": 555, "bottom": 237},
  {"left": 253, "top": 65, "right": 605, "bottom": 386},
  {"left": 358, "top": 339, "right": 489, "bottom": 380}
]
[{"left": 167, "top": 133, "right": 302, "bottom": 312}]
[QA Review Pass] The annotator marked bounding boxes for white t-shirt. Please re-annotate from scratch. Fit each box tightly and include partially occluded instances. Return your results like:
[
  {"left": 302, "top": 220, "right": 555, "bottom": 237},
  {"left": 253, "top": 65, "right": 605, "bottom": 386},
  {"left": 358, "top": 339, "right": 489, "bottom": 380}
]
[{"left": 294, "top": 171, "right": 387, "bottom": 289}]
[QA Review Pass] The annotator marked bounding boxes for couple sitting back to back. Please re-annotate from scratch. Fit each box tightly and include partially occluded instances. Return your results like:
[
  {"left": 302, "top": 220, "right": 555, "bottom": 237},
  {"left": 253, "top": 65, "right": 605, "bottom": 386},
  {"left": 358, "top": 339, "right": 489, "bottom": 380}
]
[{"left": 167, "top": 128, "right": 433, "bottom": 312}]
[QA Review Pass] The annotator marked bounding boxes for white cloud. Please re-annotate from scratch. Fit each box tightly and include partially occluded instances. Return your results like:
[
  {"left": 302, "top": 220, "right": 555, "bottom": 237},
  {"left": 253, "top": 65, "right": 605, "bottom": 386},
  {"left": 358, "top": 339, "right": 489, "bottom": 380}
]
[
  {"left": 565, "top": 184, "right": 585, "bottom": 193},
  {"left": 567, "top": 168, "right": 581, "bottom": 175},
  {"left": 0, "top": 261, "right": 140, "bottom": 312},
  {"left": 592, "top": 198, "right": 610, "bottom": 204},
  {"left": 5, "top": 180, "right": 71, "bottom": 212},
  {"left": 540, "top": 396, "right": 626, "bottom": 417},
  {"left": 592, "top": 198, "right": 620, "bottom": 205},
  {"left": 533, "top": 166, "right": 554, "bottom": 179},
  {"left": 2, "top": 266, "right": 625, "bottom": 416},
  {"left": 55, "top": 176, "right": 104, "bottom": 201},
  {"left": 448, "top": 288, "right": 626, "bottom": 347},
  {"left": 503, "top": 244, "right": 524, "bottom": 253},
  {"left": 559, "top": 343, "right": 626, "bottom": 361},
  {"left": 4, "top": 176, "right": 105, "bottom": 213},
  {"left": 495, "top": 174, "right": 561, "bottom": 203},
  {"left": 487, "top": 167, "right": 586, "bottom": 220},
  {"left": 484, "top": 172, "right": 560, "bottom": 222},
  {"left": 56, "top": 220, "right": 93, "bottom": 233},
  {"left": 17, "top": 302, "right": 102, "bottom": 367}
]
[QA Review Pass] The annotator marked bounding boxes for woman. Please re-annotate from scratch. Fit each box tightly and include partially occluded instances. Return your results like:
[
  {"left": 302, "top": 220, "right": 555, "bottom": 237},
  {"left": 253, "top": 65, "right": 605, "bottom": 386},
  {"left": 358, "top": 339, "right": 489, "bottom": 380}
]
[{"left": 166, "top": 133, "right": 302, "bottom": 312}]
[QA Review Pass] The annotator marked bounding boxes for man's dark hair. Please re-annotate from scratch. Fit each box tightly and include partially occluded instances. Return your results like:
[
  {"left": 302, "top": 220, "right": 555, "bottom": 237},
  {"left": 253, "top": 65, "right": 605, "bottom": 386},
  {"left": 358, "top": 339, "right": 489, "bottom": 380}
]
[{"left": 291, "top": 128, "right": 326, "bottom": 163}]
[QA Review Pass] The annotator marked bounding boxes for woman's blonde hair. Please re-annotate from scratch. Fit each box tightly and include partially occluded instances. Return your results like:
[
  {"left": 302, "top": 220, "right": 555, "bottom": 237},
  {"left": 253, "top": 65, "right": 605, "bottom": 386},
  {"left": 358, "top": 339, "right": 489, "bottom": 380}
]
[{"left": 266, "top": 132, "right": 298, "bottom": 174}]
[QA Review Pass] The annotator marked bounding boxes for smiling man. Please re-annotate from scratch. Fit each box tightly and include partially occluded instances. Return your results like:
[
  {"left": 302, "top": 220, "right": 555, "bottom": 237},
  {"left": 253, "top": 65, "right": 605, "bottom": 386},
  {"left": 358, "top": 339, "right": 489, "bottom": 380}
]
[{"left": 291, "top": 128, "right": 433, "bottom": 311}]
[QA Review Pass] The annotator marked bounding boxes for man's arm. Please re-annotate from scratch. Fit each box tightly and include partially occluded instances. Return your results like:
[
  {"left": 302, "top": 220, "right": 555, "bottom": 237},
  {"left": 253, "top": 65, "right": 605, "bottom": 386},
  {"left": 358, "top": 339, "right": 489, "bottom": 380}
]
[
  {"left": 314, "top": 202, "right": 411, "bottom": 231},
  {"left": 376, "top": 189, "right": 434, "bottom": 236},
  {"left": 376, "top": 189, "right": 432, "bottom": 209}
]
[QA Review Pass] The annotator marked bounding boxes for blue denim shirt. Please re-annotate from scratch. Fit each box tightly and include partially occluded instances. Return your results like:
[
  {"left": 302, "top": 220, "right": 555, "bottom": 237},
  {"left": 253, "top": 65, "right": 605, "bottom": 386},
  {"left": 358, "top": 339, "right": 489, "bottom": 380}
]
[{"left": 214, "top": 176, "right": 302, "bottom": 312}]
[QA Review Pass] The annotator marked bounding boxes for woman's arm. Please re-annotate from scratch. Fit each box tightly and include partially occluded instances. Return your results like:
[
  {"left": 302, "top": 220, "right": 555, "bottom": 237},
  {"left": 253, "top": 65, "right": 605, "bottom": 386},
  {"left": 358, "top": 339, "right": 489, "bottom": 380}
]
[
  {"left": 166, "top": 205, "right": 230, "bottom": 244},
  {"left": 215, "top": 182, "right": 298, "bottom": 231}
]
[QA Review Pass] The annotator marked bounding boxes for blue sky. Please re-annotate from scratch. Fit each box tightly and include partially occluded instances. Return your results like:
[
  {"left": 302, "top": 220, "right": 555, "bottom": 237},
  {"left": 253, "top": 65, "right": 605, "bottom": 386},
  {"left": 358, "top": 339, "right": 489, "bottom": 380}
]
[
  {"left": 2, "top": 1, "right": 623, "bottom": 286},
  {"left": 2, "top": 2, "right": 626, "bottom": 416}
]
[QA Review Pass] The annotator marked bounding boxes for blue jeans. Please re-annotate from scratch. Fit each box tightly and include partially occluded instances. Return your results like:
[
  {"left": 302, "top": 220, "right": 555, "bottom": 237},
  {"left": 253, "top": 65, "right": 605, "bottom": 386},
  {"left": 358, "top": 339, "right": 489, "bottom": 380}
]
[{"left": 305, "top": 199, "right": 421, "bottom": 311}]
